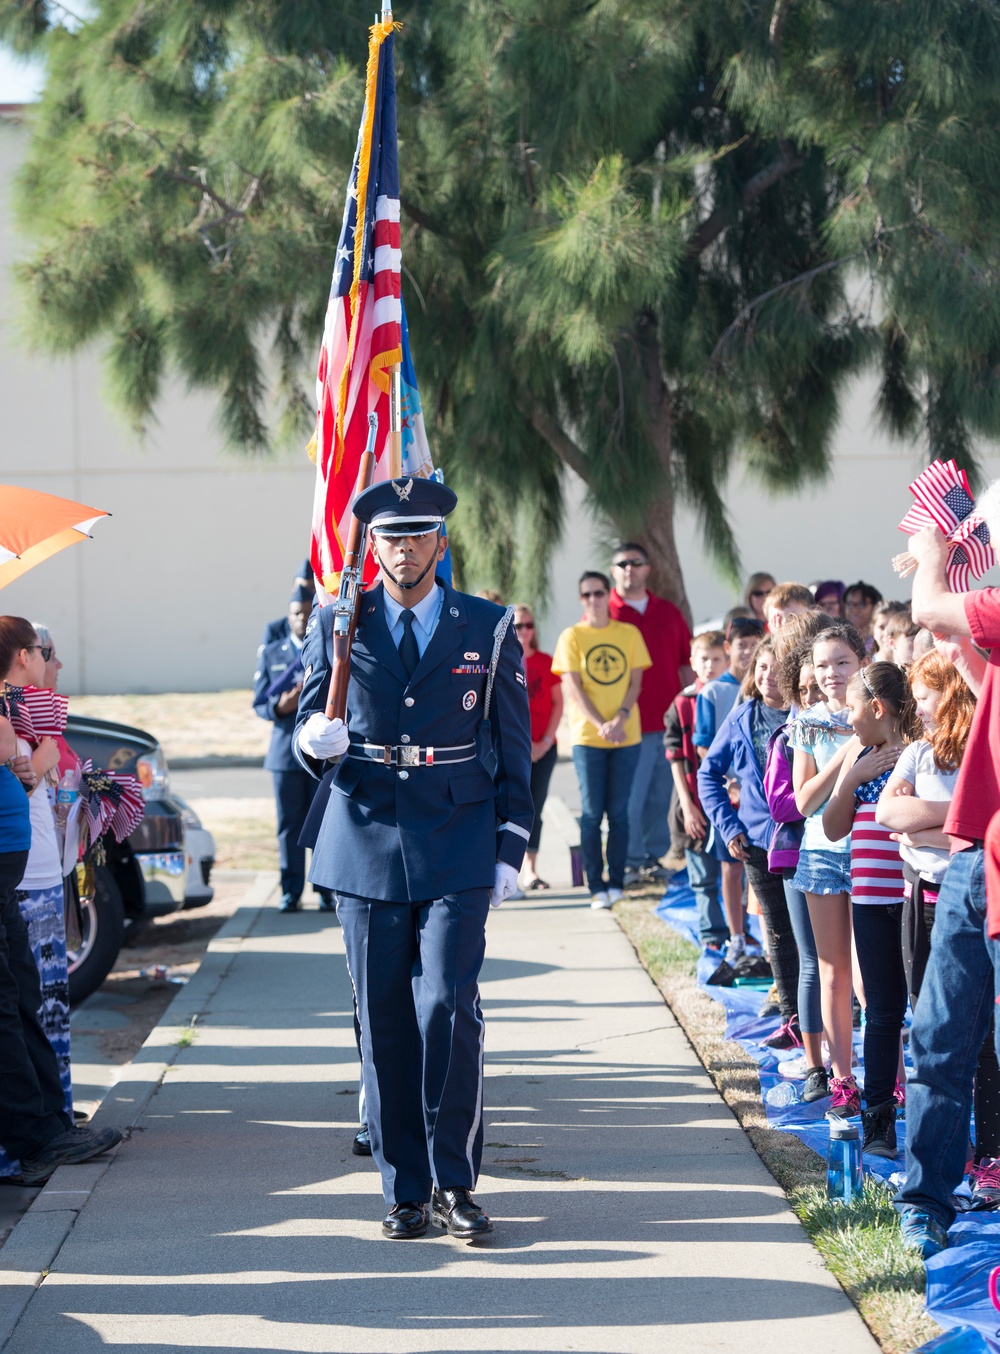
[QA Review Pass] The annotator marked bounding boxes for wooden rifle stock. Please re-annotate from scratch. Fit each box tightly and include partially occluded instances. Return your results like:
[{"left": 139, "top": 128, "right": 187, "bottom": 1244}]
[{"left": 325, "top": 412, "right": 379, "bottom": 721}]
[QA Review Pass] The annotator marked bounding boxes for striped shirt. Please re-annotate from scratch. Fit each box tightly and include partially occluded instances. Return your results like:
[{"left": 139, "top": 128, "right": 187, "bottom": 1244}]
[{"left": 851, "top": 761, "right": 904, "bottom": 905}]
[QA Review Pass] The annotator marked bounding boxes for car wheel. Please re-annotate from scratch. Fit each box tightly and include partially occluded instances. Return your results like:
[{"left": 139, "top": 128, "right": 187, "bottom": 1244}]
[{"left": 68, "top": 866, "right": 125, "bottom": 1005}]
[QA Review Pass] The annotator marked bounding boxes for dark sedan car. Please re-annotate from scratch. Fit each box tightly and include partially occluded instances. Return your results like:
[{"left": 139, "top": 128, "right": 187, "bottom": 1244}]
[{"left": 63, "top": 714, "right": 215, "bottom": 1003}]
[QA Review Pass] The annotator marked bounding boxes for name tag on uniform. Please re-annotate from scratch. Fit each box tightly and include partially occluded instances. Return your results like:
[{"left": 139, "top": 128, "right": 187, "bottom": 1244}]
[{"left": 452, "top": 664, "right": 488, "bottom": 675}]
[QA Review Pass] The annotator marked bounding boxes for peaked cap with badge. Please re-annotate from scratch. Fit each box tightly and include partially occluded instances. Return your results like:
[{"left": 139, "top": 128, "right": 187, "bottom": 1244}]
[{"left": 353, "top": 475, "right": 457, "bottom": 537}]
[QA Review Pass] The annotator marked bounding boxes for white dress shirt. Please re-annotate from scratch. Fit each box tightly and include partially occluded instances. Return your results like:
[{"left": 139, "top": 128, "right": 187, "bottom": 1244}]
[{"left": 383, "top": 583, "right": 444, "bottom": 660}]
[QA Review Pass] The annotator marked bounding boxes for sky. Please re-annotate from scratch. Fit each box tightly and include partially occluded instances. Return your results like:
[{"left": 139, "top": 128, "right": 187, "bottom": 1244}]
[{"left": 0, "top": 49, "right": 43, "bottom": 103}]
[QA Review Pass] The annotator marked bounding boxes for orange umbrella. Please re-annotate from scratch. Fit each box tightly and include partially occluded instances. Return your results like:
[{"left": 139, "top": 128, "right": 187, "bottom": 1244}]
[{"left": 0, "top": 485, "right": 110, "bottom": 589}]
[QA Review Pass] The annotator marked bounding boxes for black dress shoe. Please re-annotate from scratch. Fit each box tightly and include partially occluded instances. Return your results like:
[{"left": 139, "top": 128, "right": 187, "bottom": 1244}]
[
  {"left": 352, "top": 1124, "right": 372, "bottom": 1156},
  {"left": 279, "top": 894, "right": 301, "bottom": 913},
  {"left": 316, "top": 893, "right": 335, "bottom": 912},
  {"left": 432, "top": 1186, "right": 493, "bottom": 1237},
  {"left": 382, "top": 1202, "right": 429, "bottom": 1239}
]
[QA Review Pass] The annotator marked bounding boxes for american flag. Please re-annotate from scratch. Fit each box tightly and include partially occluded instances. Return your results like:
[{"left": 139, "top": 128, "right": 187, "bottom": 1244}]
[
  {"left": 898, "top": 458, "right": 996, "bottom": 591},
  {"left": 309, "top": 18, "right": 403, "bottom": 595}
]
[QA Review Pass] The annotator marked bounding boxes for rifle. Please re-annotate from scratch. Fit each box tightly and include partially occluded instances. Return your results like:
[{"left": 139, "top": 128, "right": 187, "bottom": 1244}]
[{"left": 325, "top": 412, "right": 379, "bottom": 721}]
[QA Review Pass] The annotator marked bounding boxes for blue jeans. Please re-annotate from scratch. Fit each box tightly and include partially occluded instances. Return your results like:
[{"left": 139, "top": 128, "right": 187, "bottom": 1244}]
[
  {"left": 572, "top": 743, "right": 641, "bottom": 893},
  {"left": 896, "top": 847, "right": 1000, "bottom": 1228},
  {"left": 626, "top": 732, "right": 672, "bottom": 867},
  {"left": 783, "top": 878, "right": 822, "bottom": 1035},
  {"left": 687, "top": 848, "right": 727, "bottom": 946}
]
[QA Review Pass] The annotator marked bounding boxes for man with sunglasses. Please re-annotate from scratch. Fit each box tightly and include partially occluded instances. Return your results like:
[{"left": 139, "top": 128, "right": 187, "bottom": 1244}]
[
  {"left": 292, "top": 477, "right": 532, "bottom": 1243},
  {"left": 608, "top": 544, "right": 693, "bottom": 885}
]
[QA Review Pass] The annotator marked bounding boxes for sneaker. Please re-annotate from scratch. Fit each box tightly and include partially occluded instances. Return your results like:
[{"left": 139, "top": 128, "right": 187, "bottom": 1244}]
[
  {"left": 969, "top": 1157, "right": 1000, "bottom": 1209},
  {"left": 862, "top": 1101, "right": 898, "bottom": 1158},
  {"left": 893, "top": 1078, "right": 906, "bottom": 1116},
  {"left": 641, "top": 863, "right": 671, "bottom": 883},
  {"left": 607, "top": 888, "right": 624, "bottom": 903},
  {"left": 763, "top": 1015, "right": 802, "bottom": 1051},
  {"left": 705, "top": 959, "right": 736, "bottom": 987},
  {"left": 723, "top": 933, "right": 746, "bottom": 966},
  {"left": 822, "top": 1040, "right": 860, "bottom": 1069},
  {"left": 20, "top": 1126, "right": 123, "bottom": 1185},
  {"left": 590, "top": 892, "right": 612, "bottom": 909},
  {"left": 898, "top": 1207, "right": 948, "bottom": 1259},
  {"left": 801, "top": 1067, "right": 830, "bottom": 1103},
  {"left": 623, "top": 869, "right": 645, "bottom": 888},
  {"left": 778, "top": 1054, "right": 809, "bottom": 1081},
  {"left": 826, "top": 1074, "right": 861, "bottom": 1118}
]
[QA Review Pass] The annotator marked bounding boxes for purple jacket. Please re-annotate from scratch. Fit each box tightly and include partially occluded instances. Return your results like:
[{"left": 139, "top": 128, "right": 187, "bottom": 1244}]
[{"left": 763, "top": 725, "right": 804, "bottom": 872}]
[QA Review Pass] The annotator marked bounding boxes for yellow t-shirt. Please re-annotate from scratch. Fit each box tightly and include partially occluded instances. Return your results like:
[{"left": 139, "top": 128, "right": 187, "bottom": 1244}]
[{"left": 551, "top": 619, "right": 652, "bottom": 749}]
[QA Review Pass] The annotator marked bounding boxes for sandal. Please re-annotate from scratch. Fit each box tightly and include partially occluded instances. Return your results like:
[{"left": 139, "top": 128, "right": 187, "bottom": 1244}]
[{"left": 526, "top": 878, "right": 550, "bottom": 891}]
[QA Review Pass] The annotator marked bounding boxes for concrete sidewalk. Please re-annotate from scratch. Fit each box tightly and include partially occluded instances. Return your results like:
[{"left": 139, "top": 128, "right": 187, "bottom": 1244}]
[{"left": 0, "top": 791, "right": 877, "bottom": 1353}]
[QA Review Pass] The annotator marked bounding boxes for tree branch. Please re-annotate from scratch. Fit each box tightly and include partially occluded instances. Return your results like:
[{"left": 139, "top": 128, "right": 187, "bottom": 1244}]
[
  {"left": 527, "top": 404, "right": 590, "bottom": 484},
  {"left": 689, "top": 140, "right": 805, "bottom": 257}
]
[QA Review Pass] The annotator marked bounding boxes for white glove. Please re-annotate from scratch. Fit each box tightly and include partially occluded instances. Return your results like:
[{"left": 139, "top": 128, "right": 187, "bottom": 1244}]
[
  {"left": 490, "top": 862, "right": 520, "bottom": 909},
  {"left": 297, "top": 713, "right": 350, "bottom": 760}
]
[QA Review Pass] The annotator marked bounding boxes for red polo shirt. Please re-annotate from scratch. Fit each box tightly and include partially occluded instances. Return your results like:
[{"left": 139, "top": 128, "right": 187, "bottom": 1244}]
[{"left": 609, "top": 589, "right": 691, "bottom": 733}]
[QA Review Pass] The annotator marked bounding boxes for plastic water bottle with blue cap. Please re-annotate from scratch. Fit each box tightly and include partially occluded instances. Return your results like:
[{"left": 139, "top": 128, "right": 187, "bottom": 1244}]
[
  {"left": 912, "top": 1326, "right": 989, "bottom": 1352},
  {"left": 826, "top": 1118, "right": 863, "bottom": 1203}
]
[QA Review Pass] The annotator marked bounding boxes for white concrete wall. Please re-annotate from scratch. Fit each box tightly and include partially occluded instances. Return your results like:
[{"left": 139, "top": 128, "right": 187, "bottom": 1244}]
[{"left": 0, "top": 119, "right": 316, "bottom": 694}]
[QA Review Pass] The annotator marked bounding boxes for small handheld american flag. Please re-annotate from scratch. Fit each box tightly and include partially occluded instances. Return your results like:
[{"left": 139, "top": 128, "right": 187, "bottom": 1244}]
[{"left": 896, "top": 460, "right": 996, "bottom": 591}]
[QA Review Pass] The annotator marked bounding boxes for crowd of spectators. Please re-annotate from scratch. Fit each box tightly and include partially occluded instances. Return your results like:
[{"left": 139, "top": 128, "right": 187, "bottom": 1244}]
[{"left": 515, "top": 502, "right": 1000, "bottom": 1267}]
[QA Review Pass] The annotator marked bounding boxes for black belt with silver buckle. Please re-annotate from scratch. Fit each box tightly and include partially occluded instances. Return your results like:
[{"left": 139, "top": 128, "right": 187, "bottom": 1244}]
[{"left": 347, "top": 740, "right": 477, "bottom": 768}]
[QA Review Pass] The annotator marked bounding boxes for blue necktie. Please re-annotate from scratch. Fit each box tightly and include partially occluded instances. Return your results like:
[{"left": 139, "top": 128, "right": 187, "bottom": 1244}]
[{"left": 398, "top": 609, "right": 420, "bottom": 679}]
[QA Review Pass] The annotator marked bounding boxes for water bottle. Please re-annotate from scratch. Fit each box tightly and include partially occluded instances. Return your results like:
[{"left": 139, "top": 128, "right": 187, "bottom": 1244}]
[
  {"left": 55, "top": 767, "right": 80, "bottom": 829},
  {"left": 826, "top": 1119, "right": 863, "bottom": 1203},
  {"left": 765, "top": 1081, "right": 799, "bottom": 1108},
  {"left": 912, "top": 1327, "right": 989, "bottom": 1352}
]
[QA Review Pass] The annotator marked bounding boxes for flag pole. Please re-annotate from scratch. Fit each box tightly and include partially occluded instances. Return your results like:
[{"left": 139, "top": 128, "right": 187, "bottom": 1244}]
[{"left": 382, "top": 0, "right": 403, "bottom": 478}]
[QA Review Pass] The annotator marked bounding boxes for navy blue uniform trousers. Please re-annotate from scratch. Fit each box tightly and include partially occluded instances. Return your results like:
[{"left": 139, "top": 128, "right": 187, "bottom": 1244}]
[
  {"left": 337, "top": 887, "right": 491, "bottom": 1207},
  {"left": 273, "top": 769, "right": 322, "bottom": 900}
]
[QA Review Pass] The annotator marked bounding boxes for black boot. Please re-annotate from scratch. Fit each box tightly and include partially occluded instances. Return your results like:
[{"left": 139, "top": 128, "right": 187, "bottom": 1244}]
[{"left": 862, "top": 1101, "right": 898, "bottom": 1159}]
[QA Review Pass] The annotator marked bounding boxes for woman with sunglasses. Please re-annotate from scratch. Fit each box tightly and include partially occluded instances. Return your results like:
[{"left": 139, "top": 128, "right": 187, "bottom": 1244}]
[
  {"left": 553, "top": 573, "right": 651, "bottom": 908},
  {"left": 744, "top": 572, "right": 776, "bottom": 624},
  {"left": 513, "top": 605, "right": 563, "bottom": 892},
  {"left": 0, "top": 616, "right": 74, "bottom": 1181}
]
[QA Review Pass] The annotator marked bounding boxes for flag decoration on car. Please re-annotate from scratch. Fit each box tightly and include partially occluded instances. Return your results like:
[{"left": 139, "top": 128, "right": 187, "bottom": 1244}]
[
  {"left": 79, "top": 761, "right": 145, "bottom": 847},
  {"left": 897, "top": 459, "right": 996, "bottom": 591}
]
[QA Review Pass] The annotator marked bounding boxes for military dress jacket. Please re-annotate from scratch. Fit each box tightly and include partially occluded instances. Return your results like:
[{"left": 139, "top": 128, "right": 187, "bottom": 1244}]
[
  {"left": 293, "top": 580, "right": 533, "bottom": 903},
  {"left": 252, "top": 636, "right": 304, "bottom": 772}
]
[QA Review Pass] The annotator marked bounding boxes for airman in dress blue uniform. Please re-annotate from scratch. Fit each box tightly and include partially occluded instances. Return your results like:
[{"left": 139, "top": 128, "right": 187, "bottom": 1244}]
[
  {"left": 293, "top": 477, "right": 532, "bottom": 1241},
  {"left": 252, "top": 589, "right": 333, "bottom": 912}
]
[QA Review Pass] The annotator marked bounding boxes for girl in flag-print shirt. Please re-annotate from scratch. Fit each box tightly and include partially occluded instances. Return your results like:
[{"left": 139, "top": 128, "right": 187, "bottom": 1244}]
[{"left": 823, "top": 662, "right": 923, "bottom": 1157}]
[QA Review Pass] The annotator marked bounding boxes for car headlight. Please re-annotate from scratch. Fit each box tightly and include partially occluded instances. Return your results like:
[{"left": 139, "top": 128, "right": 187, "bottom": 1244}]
[{"left": 135, "top": 746, "right": 169, "bottom": 801}]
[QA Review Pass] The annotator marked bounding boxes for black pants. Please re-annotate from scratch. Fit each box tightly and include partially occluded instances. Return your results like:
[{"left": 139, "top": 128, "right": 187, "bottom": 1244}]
[
  {"left": 527, "top": 742, "right": 558, "bottom": 854},
  {"left": 853, "top": 903, "right": 909, "bottom": 1109},
  {"left": 903, "top": 877, "right": 1000, "bottom": 1162},
  {"left": 0, "top": 850, "right": 69, "bottom": 1161},
  {"left": 744, "top": 846, "right": 799, "bottom": 1022}
]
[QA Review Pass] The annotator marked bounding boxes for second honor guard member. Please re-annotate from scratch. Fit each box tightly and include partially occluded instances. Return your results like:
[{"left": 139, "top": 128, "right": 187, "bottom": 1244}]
[{"left": 293, "top": 477, "right": 532, "bottom": 1241}]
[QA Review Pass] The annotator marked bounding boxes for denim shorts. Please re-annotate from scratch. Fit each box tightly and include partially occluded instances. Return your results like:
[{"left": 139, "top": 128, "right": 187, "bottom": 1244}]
[{"left": 792, "top": 848, "right": 852, "bottom": 896}]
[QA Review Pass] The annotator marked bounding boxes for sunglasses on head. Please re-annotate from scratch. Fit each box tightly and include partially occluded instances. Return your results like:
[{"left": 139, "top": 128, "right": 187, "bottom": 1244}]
[{"left": 25, "top": 644, "right": 53, "bottom": 662}]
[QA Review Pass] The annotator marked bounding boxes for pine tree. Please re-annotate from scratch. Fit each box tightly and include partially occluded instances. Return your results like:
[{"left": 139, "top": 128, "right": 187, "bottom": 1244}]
[{"left": 5, "top": 0, "right": 1000, "bottom": 615}]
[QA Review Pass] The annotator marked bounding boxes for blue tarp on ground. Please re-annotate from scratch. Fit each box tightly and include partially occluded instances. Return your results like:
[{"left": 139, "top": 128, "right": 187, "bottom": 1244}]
[
  {"left": 925, "top": 1216, "right": 1000, "bottom": 1351},
  {"left": 654, "top": 870, "right": 906, "bottom": 1180}
]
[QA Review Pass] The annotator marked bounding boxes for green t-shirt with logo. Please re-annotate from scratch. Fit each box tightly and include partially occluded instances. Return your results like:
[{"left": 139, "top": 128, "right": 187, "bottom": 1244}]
[{"left": 552, "top": 620, "right": 652, "bottom": 748}]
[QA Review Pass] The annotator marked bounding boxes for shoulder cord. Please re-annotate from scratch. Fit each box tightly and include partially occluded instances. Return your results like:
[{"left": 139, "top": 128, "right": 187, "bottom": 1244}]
[{"left": 482, "top": 607, "right": 515, "bottom": 724}]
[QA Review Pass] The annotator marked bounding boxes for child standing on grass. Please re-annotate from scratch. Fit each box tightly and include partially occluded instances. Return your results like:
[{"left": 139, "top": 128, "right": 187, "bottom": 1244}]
[
  {"left": 875, "top": 650, "right": 1000, "bottom": 1205},
  {"left": 788, "top": 624, "right": 865, "bottom": 1116},
  {"left": 823, "top": 662, "right": 916, "bottom": 1157},
  {"left": 694, "top": 616, "right": 763, "bottom": 964},
  {"left": 698, "top": 638, "right": 800, "bottom": 1042},
  {"left": 665, "top": 631, "right": 728, "bottom": 948}
]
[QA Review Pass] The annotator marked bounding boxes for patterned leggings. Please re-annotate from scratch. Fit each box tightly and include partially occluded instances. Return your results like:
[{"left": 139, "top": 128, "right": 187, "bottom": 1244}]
[{"left": 0, "top": 882, "right": 72, "bottom": 1177}]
